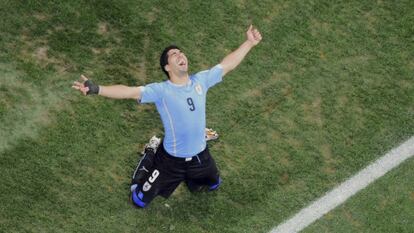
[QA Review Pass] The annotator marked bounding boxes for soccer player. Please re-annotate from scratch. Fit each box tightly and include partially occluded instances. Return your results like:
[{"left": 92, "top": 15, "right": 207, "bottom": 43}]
[{"left": 72, "top": 25, "right": 262, "bottom": 208}]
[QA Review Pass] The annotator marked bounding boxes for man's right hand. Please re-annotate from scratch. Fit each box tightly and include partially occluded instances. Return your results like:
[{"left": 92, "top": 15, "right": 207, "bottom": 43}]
[
  {"left": 72, "top": 75, "right": 100, "bottom": 95},
  {"left": 246, "top": 25, "right": 262, "bottom": 46}
]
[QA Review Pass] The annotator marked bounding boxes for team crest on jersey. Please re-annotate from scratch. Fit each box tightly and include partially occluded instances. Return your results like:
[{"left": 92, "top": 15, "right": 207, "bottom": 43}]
[{"left": 195, "top": 84, "right": 203, "bottom": 95}]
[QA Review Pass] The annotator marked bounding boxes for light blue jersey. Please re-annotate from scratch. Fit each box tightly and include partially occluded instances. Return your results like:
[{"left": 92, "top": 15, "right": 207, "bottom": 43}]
[{"left": 139, "top": 64, "right": 223, "bottom": 157}]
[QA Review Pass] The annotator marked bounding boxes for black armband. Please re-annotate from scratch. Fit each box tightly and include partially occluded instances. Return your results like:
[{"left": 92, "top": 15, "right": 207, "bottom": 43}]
[{"left": 84, "top": 80, "right": 100, "bottom": 95}]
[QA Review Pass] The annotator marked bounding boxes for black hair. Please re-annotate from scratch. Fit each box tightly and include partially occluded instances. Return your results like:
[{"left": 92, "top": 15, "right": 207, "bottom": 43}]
[{"left": 160, "top": 45, "right": 180, "bottom": 79}]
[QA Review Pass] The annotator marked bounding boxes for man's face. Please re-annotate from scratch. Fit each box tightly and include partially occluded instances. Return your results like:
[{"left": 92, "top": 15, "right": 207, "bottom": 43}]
[{"left": 166, "top": 49, "right": 188, "bottom": 74}]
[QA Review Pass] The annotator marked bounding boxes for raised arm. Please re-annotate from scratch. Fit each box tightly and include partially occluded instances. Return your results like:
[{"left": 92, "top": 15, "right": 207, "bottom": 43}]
[
  {"left": 72, "top": 75, "right": 142, "bottom": 100},
  {"left": 220, "top": 25, "right": 262, "bottom": 76}
]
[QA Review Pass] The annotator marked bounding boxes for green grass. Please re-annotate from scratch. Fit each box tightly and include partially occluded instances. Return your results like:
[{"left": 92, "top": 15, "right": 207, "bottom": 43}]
[
  {"left": 0, "top": 0, "right": 413, "bottom": 232},
  {"left": 304, "top": 157, "right": 414, "bottom": 233}
]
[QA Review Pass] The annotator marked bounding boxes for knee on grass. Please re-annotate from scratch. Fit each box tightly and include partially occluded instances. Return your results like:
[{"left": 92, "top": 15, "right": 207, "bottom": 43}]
[
  {"left": 131, "top": 186, "right": 148, "bottom": 208},
  {"left": 186, "top": 177, "right": 222, "bottom": 192},
  {"left": 208, "top": 177, "right": 222, "bottom": 191}
]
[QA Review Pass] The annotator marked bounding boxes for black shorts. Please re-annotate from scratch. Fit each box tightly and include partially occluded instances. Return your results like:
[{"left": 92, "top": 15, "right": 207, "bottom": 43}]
[{"left": 133, "top": 144, "right": 220, "bottom": 205}]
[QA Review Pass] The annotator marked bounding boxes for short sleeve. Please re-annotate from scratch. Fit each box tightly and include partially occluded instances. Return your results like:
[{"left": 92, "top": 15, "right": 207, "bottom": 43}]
[
  {"left": 139, "top": 82, "right": 164, "bottom": 104},
  {"left": 193, "top": 64, "right": 223, "bottom": 89}
]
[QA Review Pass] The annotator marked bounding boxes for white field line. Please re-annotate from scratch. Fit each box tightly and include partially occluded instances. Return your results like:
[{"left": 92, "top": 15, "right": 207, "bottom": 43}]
[{"left": 270, "top": 136, "right": 414, "bottom": 233}]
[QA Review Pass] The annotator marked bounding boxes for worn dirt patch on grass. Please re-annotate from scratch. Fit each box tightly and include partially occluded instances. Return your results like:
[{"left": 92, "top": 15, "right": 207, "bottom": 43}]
[
  {"left": 343, "top": 209, "right": 362, "bottom": 228},
  {"left": 97, "top": 22, "right": 109, "bottom": 35},
  {"left": 303, "top": 96, "right": 323, "bottom": 128},
  {"left": 320, "top": 143, "right": 336, "bottom": 175},
  {"left": 263, "top": 1, "right": 290, "bottom": 24},
  {"left": 0, "top": 64, "right": 67, "bottom": 153}
]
